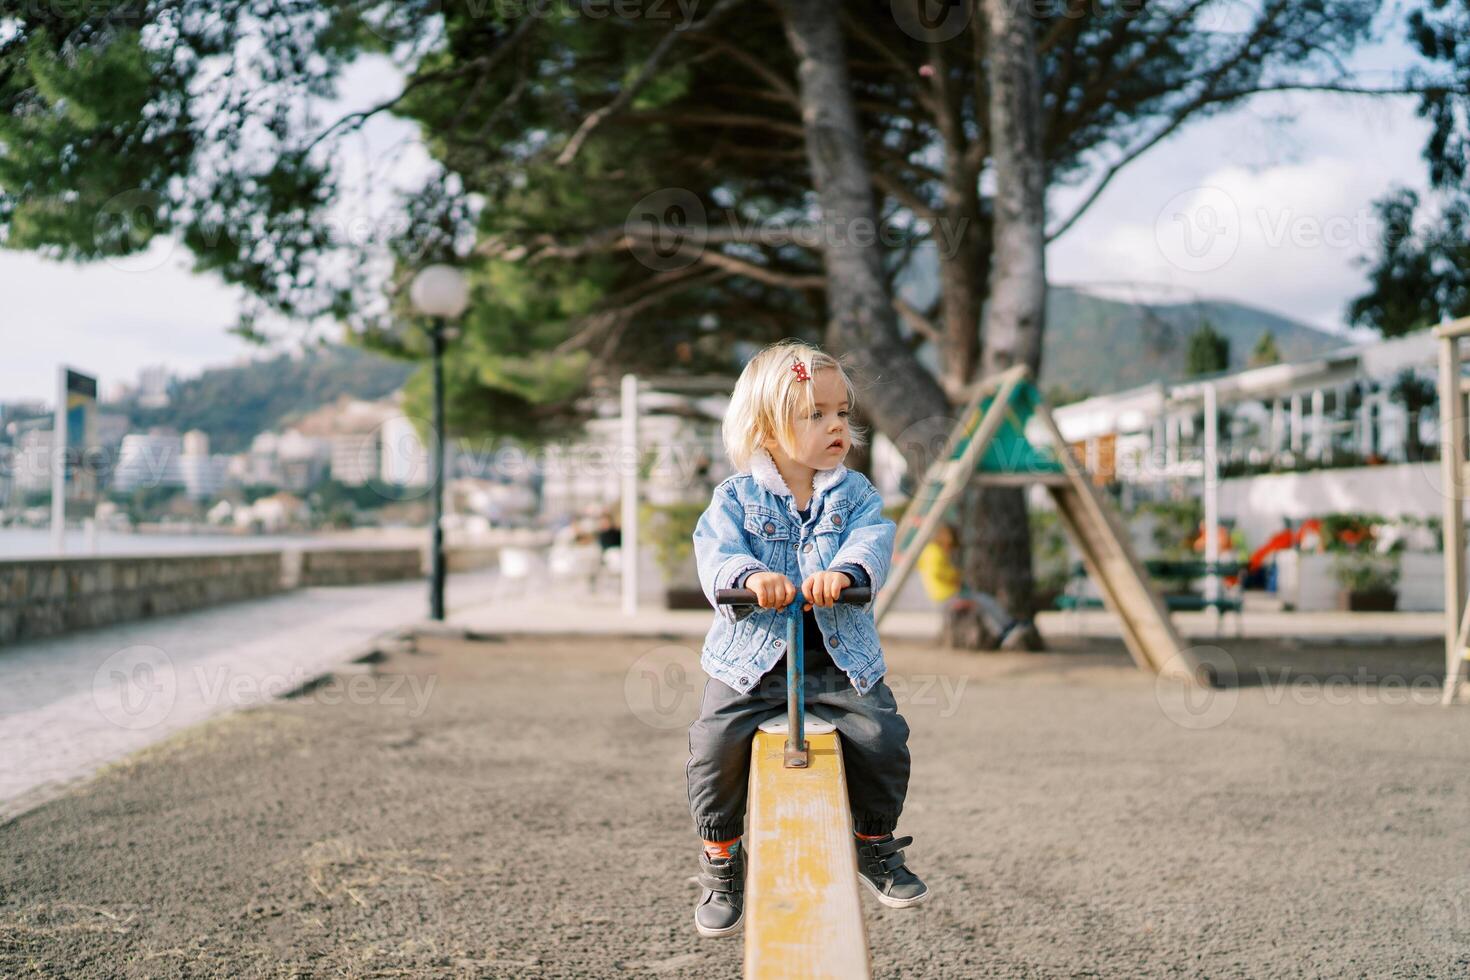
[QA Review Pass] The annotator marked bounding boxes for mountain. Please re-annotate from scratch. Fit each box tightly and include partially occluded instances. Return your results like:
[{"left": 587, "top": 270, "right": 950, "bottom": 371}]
[
  {"left": 117, "top": 345, "right": 416, "bottom": 453},
  {"left": 895, "top": 248, "right": 1347, "bottom": 401},
  {"left": 1040, "top": 285, "right": 1346, "bottom": 401}
]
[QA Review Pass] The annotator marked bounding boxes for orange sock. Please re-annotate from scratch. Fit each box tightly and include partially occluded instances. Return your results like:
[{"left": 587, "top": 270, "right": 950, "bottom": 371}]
[
  {"left": 855, "top": 832, "right": 888, "bottom": 840},
  {"left": 702, "top": 835, "right": 741, "bottom": 859}
]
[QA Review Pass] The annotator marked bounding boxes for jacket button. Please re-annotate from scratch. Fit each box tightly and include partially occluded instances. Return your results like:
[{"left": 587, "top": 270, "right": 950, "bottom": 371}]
[
  {"left": 829, "top": 637, "right": 841, "bottom": 647},
  {"left": 802, "top": 543, "right": 813, "bottom": 553},
  {"left": 773, "top": 639, "right": 784, "bottom": 649},
  {"left": 763, "top": 521, "right": 775, "bottom": 534},
  {"left": 833, "top": 515, "right": 843, "bottom": 527}
]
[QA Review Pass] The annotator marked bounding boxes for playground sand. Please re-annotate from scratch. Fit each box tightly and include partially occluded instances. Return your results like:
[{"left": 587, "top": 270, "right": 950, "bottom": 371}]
[{"left": 2, "top": 632, "right": 1467, "bottom": 978}]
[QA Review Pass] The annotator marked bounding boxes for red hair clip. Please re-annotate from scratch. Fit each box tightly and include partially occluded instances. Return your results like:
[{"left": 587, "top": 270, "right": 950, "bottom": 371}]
[{"left": 790, "top": 358, "right": 811, "bottom": 383}]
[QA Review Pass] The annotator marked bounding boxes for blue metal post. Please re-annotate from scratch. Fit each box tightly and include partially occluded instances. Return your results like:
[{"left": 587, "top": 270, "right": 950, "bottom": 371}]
[{"left": 784, "top": 602, "right": 807, "bottom": 767}]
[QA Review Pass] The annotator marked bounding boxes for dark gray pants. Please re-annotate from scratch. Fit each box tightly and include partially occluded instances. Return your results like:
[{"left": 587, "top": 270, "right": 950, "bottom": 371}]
[{"left": 686, "top": 659, "right": 911, "bottom": 841}]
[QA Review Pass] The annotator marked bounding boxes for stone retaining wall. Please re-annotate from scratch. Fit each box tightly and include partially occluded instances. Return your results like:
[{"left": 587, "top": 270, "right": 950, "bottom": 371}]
[
  {"left": 295, "top": 548, "right": 426, "bottom": 587},
  {"left": 0, "top": 553, "right": 286, "bottom": 646}
]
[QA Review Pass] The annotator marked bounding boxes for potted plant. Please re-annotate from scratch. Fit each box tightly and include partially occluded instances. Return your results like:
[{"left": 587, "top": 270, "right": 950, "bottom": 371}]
[
  {"left": 641, "top": 502, "right": 709, "bottom": 609},
  {"left": 1330, "top": 552, "right": 1401, "bottom": 611}
]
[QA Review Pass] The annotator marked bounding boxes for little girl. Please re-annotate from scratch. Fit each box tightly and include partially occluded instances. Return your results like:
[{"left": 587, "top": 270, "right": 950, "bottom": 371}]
[{"left": 685, "top": 340, "right": 929, "bottom": 939}]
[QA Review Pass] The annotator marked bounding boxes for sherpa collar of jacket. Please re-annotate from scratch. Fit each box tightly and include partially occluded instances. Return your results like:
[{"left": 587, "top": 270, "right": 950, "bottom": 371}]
[{"left": 747, "top": 446, "right": 849, "bottom": 503}]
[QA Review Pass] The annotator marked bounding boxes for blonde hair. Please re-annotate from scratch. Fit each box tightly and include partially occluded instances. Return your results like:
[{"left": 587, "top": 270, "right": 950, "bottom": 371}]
[{"left": 722, "top": 340, "right": 869, "bottom": 472}]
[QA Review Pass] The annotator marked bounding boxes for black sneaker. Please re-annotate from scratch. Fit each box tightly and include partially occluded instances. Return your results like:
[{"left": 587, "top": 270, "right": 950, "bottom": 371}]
[
  {"left": 693, "top": 842, "right": 744, "bottom": 938},
  {"left": 854, "top": 833, "right": 930, "bottom": 908}
]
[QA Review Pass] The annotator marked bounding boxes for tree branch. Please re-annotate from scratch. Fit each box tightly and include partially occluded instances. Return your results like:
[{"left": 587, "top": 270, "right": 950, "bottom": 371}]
[
  {"left": 555, "top": 0, "right": 747, "bottom": 166},
  {"left": 893, "top": 295, "right": 942, "bottom": 344},
  {"left": 696, "top": 249, "right": 825, "bottom": 289}
]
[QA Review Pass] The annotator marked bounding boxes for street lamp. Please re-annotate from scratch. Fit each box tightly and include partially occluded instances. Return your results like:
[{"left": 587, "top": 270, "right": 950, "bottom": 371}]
[{"left": 409, "top": 264, "right": 470, "bottom": 621}]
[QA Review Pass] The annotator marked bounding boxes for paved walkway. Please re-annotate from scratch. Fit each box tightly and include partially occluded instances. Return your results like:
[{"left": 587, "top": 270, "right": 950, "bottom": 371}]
[
  {"left": 0, "top": 571, "right": 498, "bottom": 820},
  {"left": 3, "top": 631, "right": 1464, "bottom": 977},
  {"left": 3, "top": 569, "right": 1445, "bottom": 821}
]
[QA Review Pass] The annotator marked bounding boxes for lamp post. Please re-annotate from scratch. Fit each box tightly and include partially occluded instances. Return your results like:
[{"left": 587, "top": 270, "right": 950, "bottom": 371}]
[{"left": 409, "top": 264, "right": 470, "bottom": 621}]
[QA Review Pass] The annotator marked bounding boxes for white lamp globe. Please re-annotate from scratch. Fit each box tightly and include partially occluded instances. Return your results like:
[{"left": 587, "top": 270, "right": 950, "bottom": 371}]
[{"left": 409, "top": 264, "right": 470, "bottom": 319}]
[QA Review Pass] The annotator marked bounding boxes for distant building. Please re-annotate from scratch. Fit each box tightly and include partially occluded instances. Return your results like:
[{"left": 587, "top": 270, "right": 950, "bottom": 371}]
[
  {"left": 293, "top": 395, "right": 416, "bottom": 489},
  {"left": 539, "top": 384, "right": 729, "bottom": 521},
  {"left": 12, "top": 427, "right": 53, "bottom": 496},
  {"left": 229, "top": 430, "right": 330, "bottom": 492},
  {"left": 182, "top": 430, "right": 210, "bottom": 457},
  {"left": 332, "top": 433, "right": 380, "bottom": 487},
  {"left": 0, "top": 445, "right": 13, "bottom": 508},
  {"left": 94, "top": 412, "right": 131, "bottom": 450},
  {"left": 234, "top": 491, "right": 310, "bottom": 533},
  {"left": 136, "top": 366, "right": 172, "bottom": 409},
  {"left": 0, "top": 401, "right": 48, "bottom": 426},
  {"left": 379, "top": 414, "right": 430, "bottom": 489},
  {"left": 112, "top": 430, "right": 184, "bottom": 492}
]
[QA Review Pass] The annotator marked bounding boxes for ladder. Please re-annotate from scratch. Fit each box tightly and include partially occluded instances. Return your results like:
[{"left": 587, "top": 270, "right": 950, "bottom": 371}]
[
  {"left": 876, "top": 365, "right": 1200, "bottom": 681},
  {"left": 1434, "top": 317, "right": 1470, "bottom": 704}
]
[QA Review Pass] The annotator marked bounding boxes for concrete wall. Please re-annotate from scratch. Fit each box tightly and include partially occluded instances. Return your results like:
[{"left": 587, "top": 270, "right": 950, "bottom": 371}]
[
  {"left": 1276, "top": 550, "right": 1448, "bottom": 612},
  {"left": 0, "top": 552, "right": 286, "bottom": 646},
  {"left": 1219, "top": 462, "right": 1446, "bottom": 547}
]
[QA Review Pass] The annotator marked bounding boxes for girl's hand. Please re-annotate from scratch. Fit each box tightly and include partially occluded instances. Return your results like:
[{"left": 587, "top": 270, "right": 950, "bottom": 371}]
[
  {"left": 802, "top": 570, "right": 853, "bottom": 610},
  {"left": 745, "top": 572, "right": 797, "bottom": 609}
]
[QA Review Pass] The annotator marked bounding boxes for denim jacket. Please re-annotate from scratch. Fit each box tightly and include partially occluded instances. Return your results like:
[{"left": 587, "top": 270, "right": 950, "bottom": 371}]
[{"left": 692, "top": 447, "right": 897, "bottom": 697}]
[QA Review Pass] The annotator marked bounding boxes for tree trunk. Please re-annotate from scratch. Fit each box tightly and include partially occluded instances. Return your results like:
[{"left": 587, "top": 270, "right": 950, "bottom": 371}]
[
  {"left": 775, "top": 0, "right": 951, "bottom": 481},
  {"left": 954, "top": 0, "right": 1050, "bottom": 647}
]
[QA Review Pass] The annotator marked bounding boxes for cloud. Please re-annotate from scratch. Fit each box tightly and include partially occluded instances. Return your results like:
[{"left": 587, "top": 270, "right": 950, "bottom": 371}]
[
  {"left": 0, "top": 245, "right": 264, "bottom": 403},
  {"left": 1048, "top": 54, "right": 1437, "bottom": 334}
]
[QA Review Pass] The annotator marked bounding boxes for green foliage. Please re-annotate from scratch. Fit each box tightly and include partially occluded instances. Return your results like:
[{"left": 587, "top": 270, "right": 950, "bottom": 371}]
[
  {"left": 1185, "top": 322, "right": 1230, "bottom": 377},
  {"left": 1249, "top": 331, "right": 1282, "bottom": 367},
  {"left": 117, "top": 345, "right": 413, "bottom": 453},
  {"left": 1330, "top": 552, "right": 1401, "bottom": 593},
  {"left": 1391, "top": 369, "right": 1437, "bottom": 412},
  {"left": 1136, "top": 499, "right": 1203, "bottom": 559},
  {"left": 1347, "top": 189, "right": 1470, "bottom": 335},
  {"left": 1318, "top": 512, "right": 1384, "bottom": 553},
  {"left": 1345, "top": 1, "right": 1470, "bottom": 334},
  {"left": 640, "top": 501, "right": 706, "bottom": 582},
  {"left": 1, "top": 0, "right": 1457, "bottom": 443},
  {"left": 108, "top": 484, "right": 186, "bottom": 524},
  {"left": 1028, "top": 509, "right": 1071, "bottom": 596}
]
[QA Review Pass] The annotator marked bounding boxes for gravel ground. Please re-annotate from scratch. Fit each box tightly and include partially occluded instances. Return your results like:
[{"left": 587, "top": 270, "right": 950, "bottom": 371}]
[{"left": 2, "top": 632, "right": 1468, "bottom": 978}]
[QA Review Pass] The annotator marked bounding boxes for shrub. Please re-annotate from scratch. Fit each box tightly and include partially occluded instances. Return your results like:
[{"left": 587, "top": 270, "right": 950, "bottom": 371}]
[{"left": 1330, "top": 552, "right": 1401, "bottom": 593}]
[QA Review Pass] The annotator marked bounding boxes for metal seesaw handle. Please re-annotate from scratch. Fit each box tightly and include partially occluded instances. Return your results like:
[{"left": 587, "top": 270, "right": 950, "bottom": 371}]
[{"left": 715, "top": 586, "right": 873, "bottom": 768}]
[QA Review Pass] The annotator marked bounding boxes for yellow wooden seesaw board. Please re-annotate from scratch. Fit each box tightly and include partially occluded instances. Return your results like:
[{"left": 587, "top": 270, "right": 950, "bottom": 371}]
[{"left": 744, "top": 717, "right": 871, "bottom": 979}]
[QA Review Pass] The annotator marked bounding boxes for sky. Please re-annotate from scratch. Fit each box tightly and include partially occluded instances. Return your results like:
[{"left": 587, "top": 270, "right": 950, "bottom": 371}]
[{"left": 0, "top": 27, "right": 1445, "bottom": 405}]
